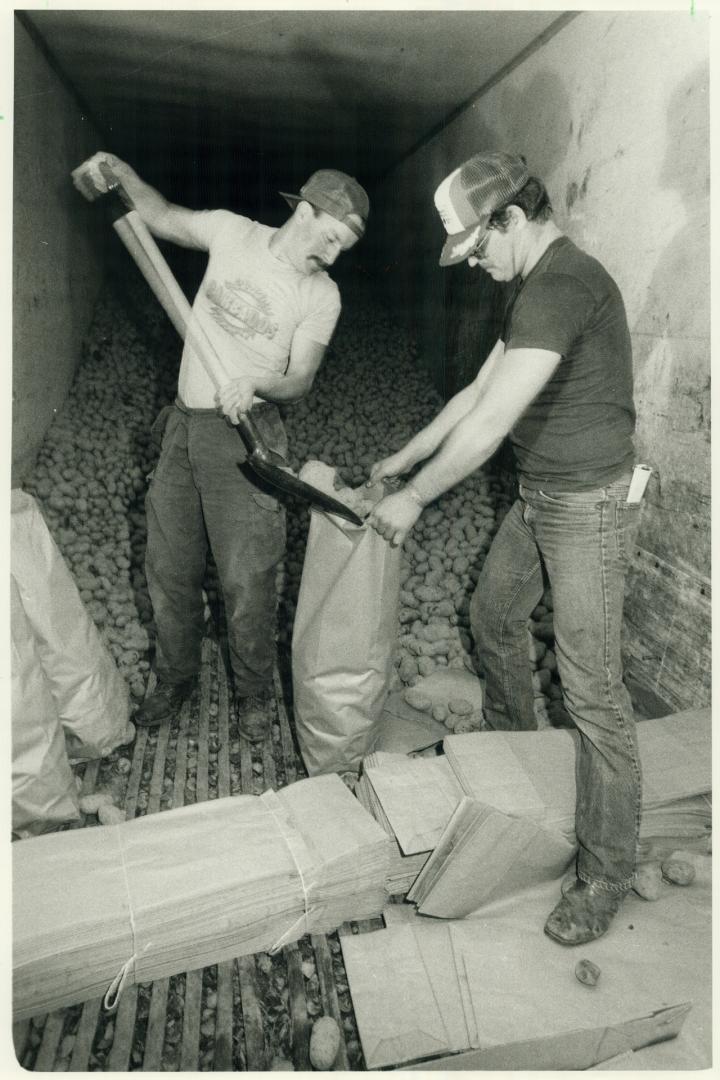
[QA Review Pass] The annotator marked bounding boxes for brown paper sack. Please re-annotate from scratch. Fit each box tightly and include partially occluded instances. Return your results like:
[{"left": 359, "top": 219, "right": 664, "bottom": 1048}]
[{"left": 292, "top": 496, "right": 401, "bottom": 775}]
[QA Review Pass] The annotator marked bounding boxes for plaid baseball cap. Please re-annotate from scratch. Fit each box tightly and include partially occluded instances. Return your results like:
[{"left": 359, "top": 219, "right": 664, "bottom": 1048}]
[
  {"left": 280, "top": 169, "right": 369, "bottom": 238},
  {"left": 434, "top": 152, "right": 530, "bottom": 266}
]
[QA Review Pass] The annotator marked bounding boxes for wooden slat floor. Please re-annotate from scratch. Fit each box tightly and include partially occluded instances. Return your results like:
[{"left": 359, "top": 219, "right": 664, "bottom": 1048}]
[{"left": 15, "top": 637, "right": 381, "bottom": 1071}]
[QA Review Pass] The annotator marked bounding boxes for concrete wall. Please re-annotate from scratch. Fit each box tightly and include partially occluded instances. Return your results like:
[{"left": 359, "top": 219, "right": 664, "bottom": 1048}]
[
  {"left": 13, "top": 18, "right": 107, "bottom": 484},
  {"left": 374, "top": 11, "right": 710, "bottom": 713}
]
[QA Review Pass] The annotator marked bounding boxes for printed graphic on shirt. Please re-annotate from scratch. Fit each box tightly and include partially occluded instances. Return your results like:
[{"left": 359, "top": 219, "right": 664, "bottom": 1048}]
[{"left": 206, "top": 277, "right": 279, "bottom": 342}]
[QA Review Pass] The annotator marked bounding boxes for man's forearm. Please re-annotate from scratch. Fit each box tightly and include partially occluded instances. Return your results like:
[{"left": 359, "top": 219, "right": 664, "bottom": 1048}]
[
  {"left": 252, "top": 371, "right": 311, "bottom": 405},
  {"left": 395, "top": 380, "right": 481, "bottom": 471},
  {"left": 109, "top": 161, "right": 169, "bottom": 232},
  {"left": 406, "top": 412, "right": 504, "bottom": 506},
  {"left": 108, "top": 158, "right": 195, "bottom": 246}
]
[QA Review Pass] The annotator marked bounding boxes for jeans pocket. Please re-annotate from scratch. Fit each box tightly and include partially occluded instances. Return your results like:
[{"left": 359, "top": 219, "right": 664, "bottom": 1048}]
[
  {"left": 615, "top": 500, "right": 641, "bottom": 563},
  {"left": 249, "top": 490, "right": 286, "bottom": 566},
  {"left": 251, "top": 490, "right": 282, "bottom": 514}
]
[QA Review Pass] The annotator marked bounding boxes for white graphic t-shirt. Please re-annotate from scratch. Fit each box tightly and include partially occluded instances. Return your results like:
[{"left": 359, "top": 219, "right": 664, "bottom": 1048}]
[{"left": 177, "top": 210, "right": 341, "bottom": 407}]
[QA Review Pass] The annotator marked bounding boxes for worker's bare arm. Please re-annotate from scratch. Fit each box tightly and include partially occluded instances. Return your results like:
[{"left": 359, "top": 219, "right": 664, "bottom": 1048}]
[
  {"left": 409, "top": 347, "right": 562, "bottom": 504},
  {"left": 257, "top": 336, "right": 327, "bottom": 404},
  {"left": 368, "top": 347, "right": 562, "bottom": 546},
  {"left": 78, "top": 152, "right": 207, "bottom": 250},
  {"left": 368, "top": 338, "right": 505, "bottom": 483}
]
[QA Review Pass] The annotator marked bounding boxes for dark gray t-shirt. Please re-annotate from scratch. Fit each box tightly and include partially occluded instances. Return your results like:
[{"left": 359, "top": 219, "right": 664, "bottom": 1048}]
[{"left": 503, "top": 236, "right": 635, "bottom": 490}]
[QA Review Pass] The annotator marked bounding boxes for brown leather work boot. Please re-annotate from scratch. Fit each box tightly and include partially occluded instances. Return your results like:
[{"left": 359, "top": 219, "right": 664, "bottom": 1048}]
[
  {"left": 134, "top": 679, "right": 194, "bottom": 728},
  {"left": 544, "top": 879, "right": 627, "bottom": 945},
  {"left": 236, "top": 689, "right": 274, "bottom": 743}
]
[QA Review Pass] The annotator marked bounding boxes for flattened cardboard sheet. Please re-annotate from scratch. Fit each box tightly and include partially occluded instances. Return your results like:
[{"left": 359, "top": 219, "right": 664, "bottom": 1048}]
[{"left": 340, "top": 924, "right": 450, "bottom": 1068}]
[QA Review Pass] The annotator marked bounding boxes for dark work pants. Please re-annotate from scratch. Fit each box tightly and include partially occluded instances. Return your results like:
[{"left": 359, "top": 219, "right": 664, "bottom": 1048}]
[{"left": 145, "top": 400, "right": 287, "bottom": 696}]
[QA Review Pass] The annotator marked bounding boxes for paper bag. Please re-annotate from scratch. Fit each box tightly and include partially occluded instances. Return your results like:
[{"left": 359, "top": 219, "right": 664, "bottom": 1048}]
[
  {"left": 11, "top": 576, "right": 80, "bottom": 838},
  {"left": 11, "top": 490, "right": 130, "bottom": 761},
  {"left": 292, "top": 504, "right": 402, "bottom": 775}
]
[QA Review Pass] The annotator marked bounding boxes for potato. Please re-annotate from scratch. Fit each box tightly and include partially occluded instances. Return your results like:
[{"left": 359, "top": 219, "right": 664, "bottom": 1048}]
[
  {"left": 529, "top": 638, "right": 547, "bottom": 664},
  {"left": 540, "top": 650, "right": 558, "bottom": 673},
  {"left": 417, "top": 657, "right": 437, "bottom": 677},
  {"left": 398, "top": 656, "right": 419, "bottom": 683},
  {"left": 79, "top": 792, "right": 115, "bottom": 815},
  {"left": 633, "top": 862, "right": 663, "bottom": 900},
  {"left": 415, "top": 585, "right": 445, "bottom": 603},
  {"left": 532, "top": 668, "right": 552, "bottom": 693},
  {"left": 661, "top": 857, "right": 696, "bottom": 886},
  {"left": 453, "top": 712, "right": 484, "bottom": 734},
  {"left": 403, "top": 688, "right": 432, "bottom": 713},
  {"left": 448, "top": 698, "right": 473, "bottom": 716},
  {"left": 421, "top": 623, "right": 451, "bottom": 643},
  {"left": 575, "top": 959, "right": 601, "bottom": 987},
  {"left": 309, "top": 1016, "right": 341, "bottom": 1070},
  {"left": 418, "top": 639, "right": 450, "bottom": 658}
]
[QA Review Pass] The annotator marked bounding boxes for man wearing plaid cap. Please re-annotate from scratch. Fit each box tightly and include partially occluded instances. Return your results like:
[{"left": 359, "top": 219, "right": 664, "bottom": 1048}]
[
  {"left": 75, "top": 153, "right": 368, "bottom": 742},
  {"left": 368, "top": 151, "right": 641, "bottom": 947}
]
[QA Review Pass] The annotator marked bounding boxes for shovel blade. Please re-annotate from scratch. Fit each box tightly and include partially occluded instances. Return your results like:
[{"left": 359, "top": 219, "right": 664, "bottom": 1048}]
[{"left": 246, "top": 454, "right": 365, "bottom": 526}]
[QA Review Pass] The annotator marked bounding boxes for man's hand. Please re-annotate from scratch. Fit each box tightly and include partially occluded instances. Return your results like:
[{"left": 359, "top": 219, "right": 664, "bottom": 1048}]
[
  {"left": 72, "top": 152, "right": 126, "bottom": 200},
  {"left": 368, "top": 488, "right": 423, "bottom": 547},
  {"left": 216, "top": 377, "right": 256, "bottom": 423},
  {"left": 367, "top": 451, "right": 410, "bottom": 486}
]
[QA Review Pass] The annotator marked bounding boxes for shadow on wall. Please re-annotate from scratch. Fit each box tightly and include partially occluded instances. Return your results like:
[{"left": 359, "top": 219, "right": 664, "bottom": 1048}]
[{"left": 630, "top": 59, "right": 710, "bottom": 577}]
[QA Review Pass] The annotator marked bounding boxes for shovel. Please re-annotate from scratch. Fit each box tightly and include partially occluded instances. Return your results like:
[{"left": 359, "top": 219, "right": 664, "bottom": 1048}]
[{"left": 74, "top": 165, "right": 364, "bottom": 526}]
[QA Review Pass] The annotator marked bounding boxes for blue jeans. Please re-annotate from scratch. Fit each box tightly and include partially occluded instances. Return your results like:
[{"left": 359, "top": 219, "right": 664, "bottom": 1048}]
[
  {"left": 469, "top": 476, "right": 642, "bottom": 892},
  {"left": 145, "top": 401, "right": 287, "bottom": 696}
]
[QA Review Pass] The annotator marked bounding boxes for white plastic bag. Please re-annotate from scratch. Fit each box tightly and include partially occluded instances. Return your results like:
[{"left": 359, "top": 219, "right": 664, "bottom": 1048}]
[
  {"left": 11, "top": 490, "right": 131, "bottom": 761},
  {"left": 291, "top": 504, "right": 402, "bottom": 776}
]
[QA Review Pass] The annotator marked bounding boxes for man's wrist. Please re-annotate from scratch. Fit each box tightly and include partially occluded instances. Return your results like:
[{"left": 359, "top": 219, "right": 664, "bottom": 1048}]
[{"left": 403, "top": 481, "right": 428, "bottom": 508}]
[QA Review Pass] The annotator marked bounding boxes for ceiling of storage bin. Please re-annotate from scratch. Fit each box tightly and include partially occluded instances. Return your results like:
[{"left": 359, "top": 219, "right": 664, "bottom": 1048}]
[{"left": 22, "top": 8, "right": 562, "bottom": 210}]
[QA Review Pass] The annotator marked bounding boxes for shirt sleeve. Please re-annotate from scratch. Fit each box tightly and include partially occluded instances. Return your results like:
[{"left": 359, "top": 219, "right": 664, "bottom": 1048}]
[
  {"left": 182, "top": 210, "right": 251, "bottom": 251},
  {"left": 294, "top": 279, "right": 342, "bottom": 346},
  {"left": 505, "top": 273, "right": 595, "bottom": 357}
]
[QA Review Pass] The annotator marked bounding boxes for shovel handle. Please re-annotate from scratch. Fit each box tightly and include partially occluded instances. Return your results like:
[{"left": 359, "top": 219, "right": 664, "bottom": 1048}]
[
  {"left": 113, "top": 209, "right": 229, "bottom": 387},
  {"left": 112, "top": 211, "right": 196, "bottom": 347},
  {"left": 233, "top": 413, "right": 269, "bottom": 460}
]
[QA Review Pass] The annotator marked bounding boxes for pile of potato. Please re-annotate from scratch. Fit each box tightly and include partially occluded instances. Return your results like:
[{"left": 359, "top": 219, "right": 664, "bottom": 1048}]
[
  {"left": 23, "top": 280, "right": 565, "bottom": 728},
  {"left": 22, "top": 285, "right": 177, "bottom": 704}
]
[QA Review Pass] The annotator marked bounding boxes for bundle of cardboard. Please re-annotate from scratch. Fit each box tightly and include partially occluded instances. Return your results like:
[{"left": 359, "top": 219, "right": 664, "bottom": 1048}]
[
  {"left": 355, "top": 752, "right": 453, "bottom": 893},
  {"left": 13, "top": 774, "right": 390, "bottom": 1020},
  {"left": 444, "top": 709, "right": 711, "bottom": 833},
  {"left": 358, "top": 709, "right": 711, "bottom": 905},
  {"left": 406, "top": 796, "right": 576, "bottom": 918}
]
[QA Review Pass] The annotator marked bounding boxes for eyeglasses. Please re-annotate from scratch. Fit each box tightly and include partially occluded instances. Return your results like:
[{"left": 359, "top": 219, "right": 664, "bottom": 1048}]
[{"left": 468, "top": 224, "right": 496, "bottom": 260}]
